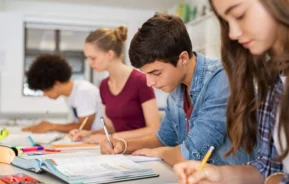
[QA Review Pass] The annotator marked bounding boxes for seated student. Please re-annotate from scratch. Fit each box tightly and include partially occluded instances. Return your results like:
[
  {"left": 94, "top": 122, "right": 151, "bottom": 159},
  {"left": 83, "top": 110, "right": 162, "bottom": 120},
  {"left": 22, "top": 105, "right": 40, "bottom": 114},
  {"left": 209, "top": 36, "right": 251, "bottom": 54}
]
[
  {"left": 174, "top": 0, "right": 289, "bottom": 184},
  {"left": 22, "top": 54, "right": 102, "bottom": 133},
  {"left": 69, "top": 26, "right": 160, "bottom": 143},
  {"left": 100, "top": 13, "right": 258, "bottom": 166}
]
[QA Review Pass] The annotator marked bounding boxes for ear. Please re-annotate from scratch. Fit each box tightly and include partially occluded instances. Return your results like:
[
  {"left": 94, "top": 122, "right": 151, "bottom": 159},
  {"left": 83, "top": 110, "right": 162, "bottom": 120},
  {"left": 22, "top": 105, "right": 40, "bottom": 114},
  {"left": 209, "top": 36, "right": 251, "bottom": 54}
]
[
  {"left": 107, "top": 50, "right": 116, "bottom": 60},
  {"left": 54, "top": 81, "right": 62, "bottom": 91},
  {"left": 178, "top": 51, "right": 190, "bottom": 66}
]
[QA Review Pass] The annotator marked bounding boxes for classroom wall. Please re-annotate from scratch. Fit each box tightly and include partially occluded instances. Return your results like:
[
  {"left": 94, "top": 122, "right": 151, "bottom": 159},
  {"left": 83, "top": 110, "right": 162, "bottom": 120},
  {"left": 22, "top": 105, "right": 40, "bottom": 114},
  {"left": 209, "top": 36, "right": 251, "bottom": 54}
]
[
  {"left": 0, "top": 0, "right": 4, "bottom": 10},
  {"left": 0, "top": 0, "right": 166, "bottom": 117}
]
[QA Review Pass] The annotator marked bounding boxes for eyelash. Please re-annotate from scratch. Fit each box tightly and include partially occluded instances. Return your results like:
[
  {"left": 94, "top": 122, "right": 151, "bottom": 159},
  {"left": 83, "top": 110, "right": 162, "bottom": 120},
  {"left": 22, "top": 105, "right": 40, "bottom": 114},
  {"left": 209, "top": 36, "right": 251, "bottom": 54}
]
[
  {"left": 153, "top": 73, "right": 161, "bottom": 76},
  {"left": 236, "top": 13, "right": 245, "bottom": 20}
]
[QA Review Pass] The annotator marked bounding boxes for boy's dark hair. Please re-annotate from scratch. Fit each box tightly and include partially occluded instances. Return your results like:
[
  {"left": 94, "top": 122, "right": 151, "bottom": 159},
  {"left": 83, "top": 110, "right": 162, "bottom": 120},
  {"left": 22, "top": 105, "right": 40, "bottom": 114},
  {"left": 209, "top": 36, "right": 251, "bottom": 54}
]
[
  {"left": 129, "top": 13, "right": 193, "bottom": 68},
  {"left": 26, "top": 54, "right": 72, "bottom": 91}
]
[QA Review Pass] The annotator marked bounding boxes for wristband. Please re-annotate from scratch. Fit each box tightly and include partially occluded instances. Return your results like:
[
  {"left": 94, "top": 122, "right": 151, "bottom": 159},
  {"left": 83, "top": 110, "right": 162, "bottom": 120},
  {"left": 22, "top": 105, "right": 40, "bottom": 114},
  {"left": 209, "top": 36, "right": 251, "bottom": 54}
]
[
  {"left": 117, "top": 138, "right": 127, "bottom": 154},
  {"left": 264, "top": 172, "right": 284, "bottom": 184}
]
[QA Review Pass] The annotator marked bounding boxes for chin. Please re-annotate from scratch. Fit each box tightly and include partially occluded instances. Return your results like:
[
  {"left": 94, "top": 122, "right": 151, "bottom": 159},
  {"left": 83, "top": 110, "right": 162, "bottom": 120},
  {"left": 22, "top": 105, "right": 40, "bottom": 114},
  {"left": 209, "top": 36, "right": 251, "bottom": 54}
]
[
  {"left": 93, "top": 68, "right": 105, "bottom": 72},
  {"left": 159, "top": 86, "right": 174, "bottom": 93},
  {"left": 248, "top": 47, "right": 267, "bottom": 56}
]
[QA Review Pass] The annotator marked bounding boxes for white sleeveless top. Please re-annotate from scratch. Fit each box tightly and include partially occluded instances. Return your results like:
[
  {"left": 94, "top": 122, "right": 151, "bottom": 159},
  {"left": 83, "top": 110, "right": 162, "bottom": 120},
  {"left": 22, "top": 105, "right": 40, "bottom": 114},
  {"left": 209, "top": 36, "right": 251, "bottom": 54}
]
[{"left": 273, "top": 76, "right": 289, "bottom": 172}]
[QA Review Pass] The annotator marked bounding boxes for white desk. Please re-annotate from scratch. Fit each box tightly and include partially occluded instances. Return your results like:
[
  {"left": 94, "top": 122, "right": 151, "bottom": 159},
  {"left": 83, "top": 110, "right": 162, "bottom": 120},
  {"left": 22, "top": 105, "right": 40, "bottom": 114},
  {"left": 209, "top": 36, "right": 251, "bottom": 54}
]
[
  {"left": 0, "top": 126, "right": 178, "bottom": 183},
  {"left": 0, "top": 161, "right": 177, "bottom": 184}
]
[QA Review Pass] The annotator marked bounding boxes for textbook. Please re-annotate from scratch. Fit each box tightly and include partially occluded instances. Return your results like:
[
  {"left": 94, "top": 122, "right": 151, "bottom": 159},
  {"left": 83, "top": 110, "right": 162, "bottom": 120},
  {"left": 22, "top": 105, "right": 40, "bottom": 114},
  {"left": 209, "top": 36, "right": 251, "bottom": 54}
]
[
  {"left": 125, "top": 155, "right": 162, "bottom": 163},
  {"left": 11, "top": 152, "right": 159, "bottom": 184}
]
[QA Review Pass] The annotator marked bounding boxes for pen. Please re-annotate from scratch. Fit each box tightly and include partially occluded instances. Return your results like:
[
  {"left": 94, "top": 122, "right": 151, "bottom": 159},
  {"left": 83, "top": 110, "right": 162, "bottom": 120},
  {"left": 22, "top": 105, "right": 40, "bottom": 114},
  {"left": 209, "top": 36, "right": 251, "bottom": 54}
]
[
  {"left": 66, "top": 116, "right": 89, "bottom": 141},
  {"left": 21, "top": 146, "right": 44, "bottom": 152},
  {"left": 197, "top": 146, "right": 215, "bottom": 170},
  {"left": 44, "top": 149, "right": 61, "bottom": 152},
  {"left": 27, "top": 136, "right": 36, "bottom": 146},
  {"left": 79, "top": 117, "right": 89, "bottom": 130},
  {"left": 100, "top": 117, "right": 114, "bottom": 149}
]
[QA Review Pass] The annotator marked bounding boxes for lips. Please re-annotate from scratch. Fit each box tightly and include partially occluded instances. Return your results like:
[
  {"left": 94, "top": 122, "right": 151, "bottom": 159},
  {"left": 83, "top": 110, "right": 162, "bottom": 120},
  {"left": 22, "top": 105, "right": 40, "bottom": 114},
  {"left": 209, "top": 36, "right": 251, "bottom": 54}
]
[
  {"left": 157, "top": 86, "right": 165, "bottom": 90},
  {"left": 240, "top": 40, "right": 252, "bottom": 48}
]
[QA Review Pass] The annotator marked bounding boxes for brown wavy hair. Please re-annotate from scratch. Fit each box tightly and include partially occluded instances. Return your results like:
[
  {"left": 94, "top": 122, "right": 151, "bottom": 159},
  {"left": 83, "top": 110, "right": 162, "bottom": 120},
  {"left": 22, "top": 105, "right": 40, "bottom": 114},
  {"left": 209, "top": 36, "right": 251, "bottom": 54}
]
[{"left": 209, "top": 0, "right": 289, "bottom": 160}]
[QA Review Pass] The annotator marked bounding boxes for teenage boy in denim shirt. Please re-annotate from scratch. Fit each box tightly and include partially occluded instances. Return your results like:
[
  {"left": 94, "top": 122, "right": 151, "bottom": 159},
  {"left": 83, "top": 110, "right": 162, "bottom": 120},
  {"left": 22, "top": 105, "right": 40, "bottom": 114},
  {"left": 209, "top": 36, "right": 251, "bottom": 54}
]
[{"left": 100, "top": 13, "right": 257, "bottom": 166}]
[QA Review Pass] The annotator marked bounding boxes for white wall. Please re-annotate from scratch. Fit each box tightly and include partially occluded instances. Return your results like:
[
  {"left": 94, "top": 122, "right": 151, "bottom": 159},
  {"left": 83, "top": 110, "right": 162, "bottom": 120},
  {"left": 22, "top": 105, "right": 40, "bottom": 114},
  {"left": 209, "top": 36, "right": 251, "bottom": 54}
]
[
  {"left": 0, "top": 0, "right": 4, "bottom": 10},
  {"left": 0, "top": 0, "right": 156, "bottom": 115}
]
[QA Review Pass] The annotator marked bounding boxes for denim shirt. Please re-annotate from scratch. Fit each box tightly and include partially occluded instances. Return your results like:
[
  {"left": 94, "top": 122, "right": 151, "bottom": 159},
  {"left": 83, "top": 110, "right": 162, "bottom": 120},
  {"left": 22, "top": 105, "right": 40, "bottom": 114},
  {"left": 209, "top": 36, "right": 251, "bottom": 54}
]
[{"left": 156, "top": 52, "right": 258, "bottom": 165}]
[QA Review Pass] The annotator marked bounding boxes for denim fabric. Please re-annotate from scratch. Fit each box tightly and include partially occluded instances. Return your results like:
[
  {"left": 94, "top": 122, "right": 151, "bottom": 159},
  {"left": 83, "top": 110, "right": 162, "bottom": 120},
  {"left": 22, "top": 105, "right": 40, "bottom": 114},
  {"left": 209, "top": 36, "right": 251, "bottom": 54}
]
[{"left": 156, "top": 52, "right": 258, "bottom": 165}]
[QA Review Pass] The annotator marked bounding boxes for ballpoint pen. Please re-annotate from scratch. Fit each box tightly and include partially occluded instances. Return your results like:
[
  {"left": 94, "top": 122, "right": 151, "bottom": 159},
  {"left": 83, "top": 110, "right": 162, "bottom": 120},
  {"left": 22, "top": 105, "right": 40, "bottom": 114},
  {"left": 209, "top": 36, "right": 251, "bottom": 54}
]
[{"left": 100, "top": 117, "right": 114, "bottom": 149}]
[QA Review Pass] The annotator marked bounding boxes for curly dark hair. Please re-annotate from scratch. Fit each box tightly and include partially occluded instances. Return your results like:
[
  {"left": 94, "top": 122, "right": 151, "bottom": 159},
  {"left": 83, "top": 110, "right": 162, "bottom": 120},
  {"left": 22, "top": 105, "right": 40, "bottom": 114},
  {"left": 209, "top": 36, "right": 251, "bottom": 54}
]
[{"left": 26, "top": 54, "right": 72, "bottom": 90}]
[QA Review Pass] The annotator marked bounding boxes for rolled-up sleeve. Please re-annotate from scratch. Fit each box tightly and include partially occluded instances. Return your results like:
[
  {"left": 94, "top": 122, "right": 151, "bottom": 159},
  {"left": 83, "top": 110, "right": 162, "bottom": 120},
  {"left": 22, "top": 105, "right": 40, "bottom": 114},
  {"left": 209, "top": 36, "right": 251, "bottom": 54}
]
[{"left": 180, "top": 70, "right": 229, "bottom": 160}]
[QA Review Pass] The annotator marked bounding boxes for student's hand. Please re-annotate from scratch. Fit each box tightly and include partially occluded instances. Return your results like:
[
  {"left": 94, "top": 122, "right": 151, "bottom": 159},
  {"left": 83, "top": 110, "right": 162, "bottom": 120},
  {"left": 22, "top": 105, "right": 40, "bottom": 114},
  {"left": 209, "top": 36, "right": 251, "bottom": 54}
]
[
  {"left": 69, "top": 129, "right": 91, "bottom": 142},
  {"left": 173, "top": 160, "right": 224, "bottom": 184},
  {"left": 132, "top": 147, "right": 164, "bottom": 157},
  {"left": 100, "top": 137, "right": 125, "bottom": 155},
  {"left": 22, "top": 121, "right": 54, "bottom": 133},
  {"left": 82, "top": 134, "right": 106, "bottom": 144}
]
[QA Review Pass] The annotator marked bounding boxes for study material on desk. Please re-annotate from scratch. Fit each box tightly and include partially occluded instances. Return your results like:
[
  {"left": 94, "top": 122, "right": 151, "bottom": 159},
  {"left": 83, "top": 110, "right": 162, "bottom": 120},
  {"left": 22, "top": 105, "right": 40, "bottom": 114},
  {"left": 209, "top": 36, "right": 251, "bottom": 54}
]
[
  {"left": 51, "top": 138, "right": 100, "bottom": 150},
  {"left": 0, "top": 173, "right": 44, "bottom": 184},
  {"left": 125, "top": 155, "right": 162, "bottom": 163},
  {"left": 0, "top": 145, "right": 20, "bottom": 164},
  {"left": 12, "top": 152, "right": 159, "bottom": 184},
  {"left": 0, "top": 132, "right": 64, "bottom": 147}
]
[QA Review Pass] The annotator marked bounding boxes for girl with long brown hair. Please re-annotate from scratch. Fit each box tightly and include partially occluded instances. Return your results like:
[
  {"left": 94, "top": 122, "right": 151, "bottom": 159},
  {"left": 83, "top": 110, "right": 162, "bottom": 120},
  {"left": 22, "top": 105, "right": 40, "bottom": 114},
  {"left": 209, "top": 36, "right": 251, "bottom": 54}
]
[{"left": 174, "top": 0, "right": 289, "bottom": 183}]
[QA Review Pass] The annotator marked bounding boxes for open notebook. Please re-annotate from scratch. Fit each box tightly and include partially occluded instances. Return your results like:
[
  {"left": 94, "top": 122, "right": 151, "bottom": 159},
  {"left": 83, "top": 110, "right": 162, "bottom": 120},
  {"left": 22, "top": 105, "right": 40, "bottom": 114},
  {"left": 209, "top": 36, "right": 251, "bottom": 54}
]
[
  {"left": 12, "top": 152, "right": 159, "bottom": 184},
  {"left": 0, "top": 132, "right": 64, "bottom": 146},
  {"left": 51, "top": 138, "right": 100, "bottom": 150}
]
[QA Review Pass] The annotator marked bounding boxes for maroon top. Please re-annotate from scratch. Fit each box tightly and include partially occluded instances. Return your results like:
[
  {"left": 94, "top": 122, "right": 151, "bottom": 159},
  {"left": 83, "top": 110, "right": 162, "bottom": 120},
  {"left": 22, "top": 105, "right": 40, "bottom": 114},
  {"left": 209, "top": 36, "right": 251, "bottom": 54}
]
[
  {"left": 99, "top": 69, "right": 156, "bottom": 132},
  {"left": 183, "top": 85, "right": 194, "bottom": 135}
]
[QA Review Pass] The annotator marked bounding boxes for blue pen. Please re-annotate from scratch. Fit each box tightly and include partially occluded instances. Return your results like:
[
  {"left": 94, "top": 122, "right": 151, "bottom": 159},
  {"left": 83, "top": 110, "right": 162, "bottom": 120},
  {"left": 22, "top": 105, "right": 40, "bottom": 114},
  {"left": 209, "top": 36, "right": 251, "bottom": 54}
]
[{"left": 27, "top": 136, "right": 36, "bottom": 146}]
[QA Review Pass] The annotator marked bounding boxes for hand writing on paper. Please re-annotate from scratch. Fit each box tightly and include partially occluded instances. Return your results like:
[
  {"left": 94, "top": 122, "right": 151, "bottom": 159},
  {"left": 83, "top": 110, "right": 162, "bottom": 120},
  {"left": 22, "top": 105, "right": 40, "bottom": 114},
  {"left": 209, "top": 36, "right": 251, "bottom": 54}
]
[
  {"left": 22, "top": 121, "right": 54, "bottom": 133},
  {"left": 82, "top": 134, "right": 106, "bottom": 144},
  {"left": 100, "top": 137, "right": 125, "bottom": 154},
  {"left": 69, "top": 129, "right": 91, "bottom": 141},
  {"left": 132, "top": 147, "right": 164, "bottom": 158},
  {"left": 173, "top": 160, "right": 223, "bottom": 184}
]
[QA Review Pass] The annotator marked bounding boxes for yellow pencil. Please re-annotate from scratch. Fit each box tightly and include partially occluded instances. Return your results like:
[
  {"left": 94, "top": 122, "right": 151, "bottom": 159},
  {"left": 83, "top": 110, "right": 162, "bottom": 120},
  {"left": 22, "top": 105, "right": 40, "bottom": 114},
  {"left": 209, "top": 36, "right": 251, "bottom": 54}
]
[
  {"left": 197, "top": 146, "right": 215, "bottom": 170},
  {"left": 65, "top": 117, "right": 89, "bottom": 141},
  {"left": 79, "top": 117, "right": 89, "bottom": 130}
]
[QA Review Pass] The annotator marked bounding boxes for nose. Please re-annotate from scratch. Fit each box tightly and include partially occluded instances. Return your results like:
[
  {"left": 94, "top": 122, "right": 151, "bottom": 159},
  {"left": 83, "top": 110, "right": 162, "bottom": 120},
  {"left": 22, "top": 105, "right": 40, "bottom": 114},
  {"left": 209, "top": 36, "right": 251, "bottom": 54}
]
[
  {"left": 87, "top": 59, "right": 93, "bottom": 66},
  {"left": 146, "top": 74, "right": 156, "bottom": 87},
  {"left": 228, "top": 21, "right": 242, "bottom": 40}
]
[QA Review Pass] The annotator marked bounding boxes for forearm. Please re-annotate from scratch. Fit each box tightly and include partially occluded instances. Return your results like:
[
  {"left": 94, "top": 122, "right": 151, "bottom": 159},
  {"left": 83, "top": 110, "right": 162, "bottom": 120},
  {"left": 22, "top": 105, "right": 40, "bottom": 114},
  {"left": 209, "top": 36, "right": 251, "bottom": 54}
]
[
  {"left": 53, "top": 123, "right": 80, "bottom": 133},
  {"left": 126, "top": 135, "right": 163, "bottom": 153},
  {"left": 160, "top": 145, "right": 185, "bottom": 166},
  {"left": 221, "top": 165, "right": 264, "bottom": 184},
  {"left": 91, "top": 129, "right": 105, "bottom": 135},
  {"left": 114, "top": 126, "right": 157, "bottom": 140}
]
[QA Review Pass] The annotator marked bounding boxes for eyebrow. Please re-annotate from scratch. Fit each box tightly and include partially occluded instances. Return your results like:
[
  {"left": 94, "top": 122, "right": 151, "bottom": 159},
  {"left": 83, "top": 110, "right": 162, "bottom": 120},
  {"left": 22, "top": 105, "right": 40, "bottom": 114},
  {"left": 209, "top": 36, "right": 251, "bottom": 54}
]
[
  {"left": 146, "top": 69, "right": 160, "bottom": 74},
  {"left": 224, "top": 3, "right": 242, "bottom": 15}
]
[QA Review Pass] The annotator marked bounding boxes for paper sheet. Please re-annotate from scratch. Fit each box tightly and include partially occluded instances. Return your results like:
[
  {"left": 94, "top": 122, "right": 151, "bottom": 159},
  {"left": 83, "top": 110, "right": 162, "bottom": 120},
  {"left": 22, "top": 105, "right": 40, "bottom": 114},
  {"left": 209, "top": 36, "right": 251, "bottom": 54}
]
[
  {"left": 0, "top": 131, "right": 65, "bottom": 146},
  {"left": 51, "top": 155, "right": 146, "bottom": 176}
]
